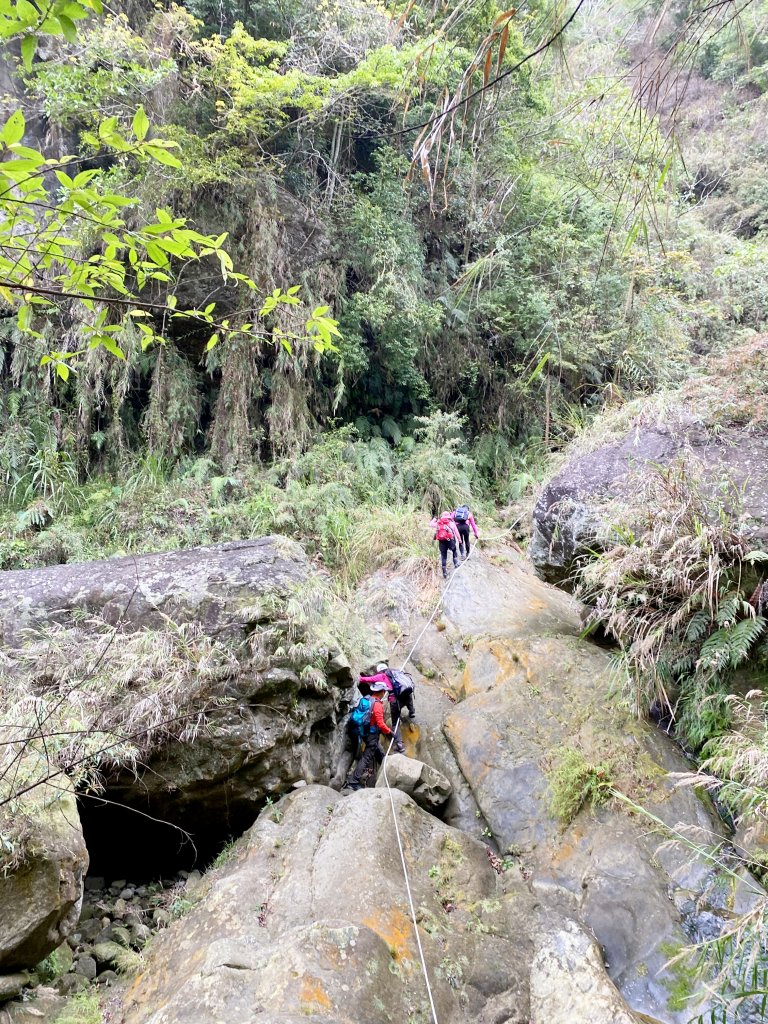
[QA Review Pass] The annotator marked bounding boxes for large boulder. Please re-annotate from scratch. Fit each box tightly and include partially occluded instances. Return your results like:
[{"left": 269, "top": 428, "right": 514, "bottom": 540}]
[
  {"left": 0, "top": 782, "right": 88, "bottom": 975},
  {"left": 375, "top": 753, "right": 453, "bottom": 811},
  {"left": 436, "top": 552, "right": 732, "bottom": 1022},
  {"left": 530, "top": 916, "right": 640, "bottom": 1024},
  {"left": 530, "top": 339, "right": 768, "bottom": 582},
  {"left": 0, "top": 539, "right": 360, "bottom": 876},
  {"left": 0, "top": 537, "right": 308, "bottom": 647},
  {"left": 118, "top": 784, "right": 638, "bottom": 1024}
]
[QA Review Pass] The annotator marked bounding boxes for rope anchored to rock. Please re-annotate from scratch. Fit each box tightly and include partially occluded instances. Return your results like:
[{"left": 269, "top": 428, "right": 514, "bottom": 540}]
[{"left": 380, "top": 536, "right": 487, "bottom": 1024}]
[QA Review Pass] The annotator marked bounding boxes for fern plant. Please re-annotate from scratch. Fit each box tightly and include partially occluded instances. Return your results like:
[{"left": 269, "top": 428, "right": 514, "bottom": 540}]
[{"left": 578, "top": 459, "right": 767, "bottom": 751}]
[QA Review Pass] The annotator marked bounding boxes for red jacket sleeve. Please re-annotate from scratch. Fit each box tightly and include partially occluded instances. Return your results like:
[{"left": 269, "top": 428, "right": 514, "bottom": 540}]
[
  {"left": 371, "top": 699, "right": 392, "bottom": 736},
  {"left": 359, "top": 672, "right": 388, "bottom": 684}
]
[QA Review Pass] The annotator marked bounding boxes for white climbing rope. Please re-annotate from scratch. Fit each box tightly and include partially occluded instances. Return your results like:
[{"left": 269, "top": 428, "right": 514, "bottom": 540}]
[{"left": 379, "top": 535, "right": 486, "bottom": 1024}]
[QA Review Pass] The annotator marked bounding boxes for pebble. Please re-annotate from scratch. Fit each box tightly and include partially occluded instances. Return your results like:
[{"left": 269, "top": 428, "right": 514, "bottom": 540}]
[
  {"left": 110, "top": 926, "right": 132, "bottom": 948},
  {"left": 84, "top": 876, "right": 105, "bottom": 892},
  {"left": 56, "top": 974, "right": 90, "bottom": 996},
  {"left": 130, "top": 923, "right": 152, "bottom": 948},
  {"left": 74, "top": 956, "right": 97, "bottom": 981},
  {"left": 119, "top": 888, "right": 135, "bottom": 900},
  {"left": 96, "top": 970, "right": 119, "bottom": 987}
]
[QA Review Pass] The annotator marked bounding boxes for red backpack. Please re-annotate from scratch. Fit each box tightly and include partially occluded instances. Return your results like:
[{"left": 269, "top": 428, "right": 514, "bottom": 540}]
[{"left": 435, "top": 515, "right": 454, "bottom": 541}]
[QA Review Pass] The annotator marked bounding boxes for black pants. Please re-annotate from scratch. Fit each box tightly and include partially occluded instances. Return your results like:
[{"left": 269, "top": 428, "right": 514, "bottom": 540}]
[
  {"left": 438, "top": 538, "right": 458, "bottom": 575},
  {"left": 386, "top": 700, "right": 407, "bottom": 749},
  {"left": 351, "top": 736, "right": 383, "bottom": 787},
  {"left": 331, "top": 727, "right": 361, "bottom": 789},
  {"left": 393, "top": 691, "right": 415, "bottom": 725},
  {"left": 456, "top": 522, "right": 471, "bottom": 557}
]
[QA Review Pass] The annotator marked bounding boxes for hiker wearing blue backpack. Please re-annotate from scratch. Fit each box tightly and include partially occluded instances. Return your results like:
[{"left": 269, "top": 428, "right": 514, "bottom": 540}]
[
  {"left": 453, "top": 504, "right": 478, "bottom": 559},
  {"left": 331, "top": 681, "right": 372, "bottom": 790},
  {"left": 346, "top": 681, "right": 396, "bottom": 790}
]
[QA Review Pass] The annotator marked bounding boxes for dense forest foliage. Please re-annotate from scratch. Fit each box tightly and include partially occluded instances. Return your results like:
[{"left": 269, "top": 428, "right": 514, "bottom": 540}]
[
  {"left": 6, "top": 1, "right": 768, "bottom": 1015},
  {"left": 4, "top": 0, "right": 768, "bottom": 521}
]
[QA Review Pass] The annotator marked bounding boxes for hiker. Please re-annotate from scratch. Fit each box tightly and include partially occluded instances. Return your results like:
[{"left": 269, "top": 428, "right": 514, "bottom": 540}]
[
  {"left": 431, "top": 510, "right": 461, "bottom": 579},
  {"left": 387, "top": 665, "right": 417, "bottom": 730},
  {"left": 361, "top": 663, "right": 416, "bottom": 736},
  {"left": 453, "top": 504, "right": 478, "bottom": 559},
  {"left": 330, "top": 681, "right": 371, "bottom": 790},
  {"left": 346, "top": 681, "right": 396, "bottom": 790}
]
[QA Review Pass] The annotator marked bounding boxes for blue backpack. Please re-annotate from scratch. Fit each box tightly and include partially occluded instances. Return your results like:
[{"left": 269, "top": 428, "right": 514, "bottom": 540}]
[
  {"left": 454, "top": 505, "right": 470, "bottom": 523},
  {"left": 348, "top": 696, "right": 373, "bottom": 737}
]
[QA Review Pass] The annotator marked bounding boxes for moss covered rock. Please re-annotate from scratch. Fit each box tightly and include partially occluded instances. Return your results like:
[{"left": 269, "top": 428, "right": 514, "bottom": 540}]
[{"left": 0, "top": 782, "right": 88, "bottom": 974}]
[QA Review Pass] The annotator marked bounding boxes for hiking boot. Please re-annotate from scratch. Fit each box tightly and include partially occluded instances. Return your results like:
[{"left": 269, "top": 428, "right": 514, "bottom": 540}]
[{"left": 442, "top": 570, "right": 448, "bottom": 580}]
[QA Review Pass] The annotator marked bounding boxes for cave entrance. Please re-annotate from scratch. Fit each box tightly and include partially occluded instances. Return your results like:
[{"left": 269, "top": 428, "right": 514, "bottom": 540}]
[{"left": 77, "top": 790, "right": 256, "bottom": 882}]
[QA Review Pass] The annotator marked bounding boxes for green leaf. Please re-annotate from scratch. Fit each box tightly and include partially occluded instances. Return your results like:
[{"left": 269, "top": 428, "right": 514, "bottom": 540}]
[
  {"left": 20, "top": 34, "right": 36, "bottom": 69},
  {"left": 97, "top": 115, "right": 119, "bottom": 143},
  {"left": 132, "top": 106, "right": 149, "bottom": 142},
  {"left": 144, "top": 145, "right": 182, "bottom": 168},
  {"left": 55, "top": 362, "right": 70, "bottom": 381},
  {"left": 15, "top": 0, "right": 38, "bottom": 23},
  {"left": 57, "top": 13, "right": 77, "bottom": 41},
  {"left": 91, "top": 334, "right": 126, "bottom": 359},
  {"left": 206, "top": 333, "right": 219, "bottom": 351},
  {"left": 312, "top": 305, "right": 330, "bottom": 318},
  {"left": 17, "top": 303, "right": 32, "bottom": 331},
  {"left": 1, "top": 110, "right": 25, "bottom": 146}
]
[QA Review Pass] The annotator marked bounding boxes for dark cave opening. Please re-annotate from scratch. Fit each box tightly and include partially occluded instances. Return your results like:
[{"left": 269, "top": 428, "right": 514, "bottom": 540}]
[{"left": 77, "top": 789, "right": 259, "bottom": 882}]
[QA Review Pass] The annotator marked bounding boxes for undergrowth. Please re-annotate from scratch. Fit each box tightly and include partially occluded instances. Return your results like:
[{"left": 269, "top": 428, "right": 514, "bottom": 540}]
[
  {"left": 0, "top": 420, "right": 503, "bottom": 596},
  {"left": 578, "top": 458, "right": 767, "bottom": 753},
  {"left": 547, "top": 746, "right": 614, "bottom": 825},
  {"left": 52, "top": 990, "right": 102, "bottom": 1024}
]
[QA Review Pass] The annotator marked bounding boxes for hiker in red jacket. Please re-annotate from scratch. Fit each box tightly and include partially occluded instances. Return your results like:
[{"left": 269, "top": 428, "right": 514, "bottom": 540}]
[
  {"left": 431, "top": 511, "right": 461, "bottom": 579},
  {"left": 346, "top": 681, "right": 395, "bottom": 790}
]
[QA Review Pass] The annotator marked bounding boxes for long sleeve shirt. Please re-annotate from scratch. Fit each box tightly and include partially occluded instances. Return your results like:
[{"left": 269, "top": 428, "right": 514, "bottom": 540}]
[
  {"left": 370, "top": 696, "right": 392, "bottom": 736},
  {"left": 359, "top": 672, "right": 396, "bottom": 703},
  {"left": 466, "top": 513, "right": 479, "bottom": 538}
]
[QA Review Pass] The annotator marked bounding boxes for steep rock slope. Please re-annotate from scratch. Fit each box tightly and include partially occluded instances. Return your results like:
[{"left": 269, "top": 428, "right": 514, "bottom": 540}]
[{"left": 119, "top": 784, "right": 638, "bottom": 1024}]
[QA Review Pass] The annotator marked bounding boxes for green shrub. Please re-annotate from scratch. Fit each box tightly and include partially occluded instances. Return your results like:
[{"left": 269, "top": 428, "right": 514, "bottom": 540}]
[
  {"left": 548, "top": 747, "right": 613, "bottom": 825},
  {"left": 53, "top": 990, "right": 102, "bottom": 1024}
]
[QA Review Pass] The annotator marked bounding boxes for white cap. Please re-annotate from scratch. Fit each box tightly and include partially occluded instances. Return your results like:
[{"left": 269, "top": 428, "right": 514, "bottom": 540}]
[{"left": 376, "top": 662, "right": 388, "bottom": 672}]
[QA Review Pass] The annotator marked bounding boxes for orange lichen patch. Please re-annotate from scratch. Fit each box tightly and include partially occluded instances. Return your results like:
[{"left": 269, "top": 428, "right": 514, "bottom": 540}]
[
  {"left": 299, "top": 975, "right": 332, "bottom": 1010},
  {"left": 549, "top": 825, "right": 587, "bottom": 866},
  {"left": 361, "top": 907, "right": 414, "bottom": 962}
]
